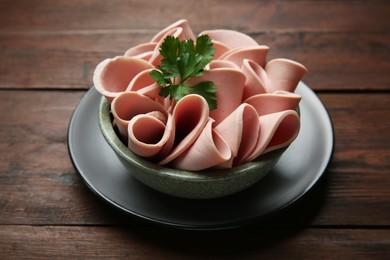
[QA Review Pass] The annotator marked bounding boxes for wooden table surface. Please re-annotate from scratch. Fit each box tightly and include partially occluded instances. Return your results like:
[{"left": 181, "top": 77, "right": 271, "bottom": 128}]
[{"left": 1, "top": 0, "right": 389, "bottom": 258}]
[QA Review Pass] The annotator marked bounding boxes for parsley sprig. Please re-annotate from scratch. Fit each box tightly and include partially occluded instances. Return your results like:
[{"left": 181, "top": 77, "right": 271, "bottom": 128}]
[{"left": 150, "top": 35, "right": 217, "bottom": 110}]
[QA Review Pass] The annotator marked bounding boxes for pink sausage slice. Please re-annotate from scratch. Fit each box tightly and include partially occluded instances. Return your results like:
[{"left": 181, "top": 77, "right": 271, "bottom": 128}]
[
  {"left": 214, "top": 103, "right": 260, "bottom": 168},
  {"left": 210, "top": 40, "right": 230, "bottom": 59},
  {"left": 126, "top": 68, "right": 165, "bottom": 104},
  {"left": 240, "top": 58, "right": 307, "bottom": 98},
  {"left": 151, "top": 19, "right": 196, "bottom": 43},
  {"left": 208, "top": 60, "right": 239, "bottom": 70},
  {"left": 186, "top": 68, "right": 246, "bottom": 125},
  {"left": 171, "top": 119, "right": 232, "bottom": 171},
  {"left": 265, "top": 58, "right": 307, "bottom": 93},
  {"left": 219, "top": 46, "right": 269, "bottom": 67},
  {"left": 126, "top": 68, "right": 155, "bottom": 92},
  {"left": 244, "top": 91, "right": 301, "bottom": 116},
  {"left": 93, "top": 56, "right": 154, "bottom": 102},
  {"left": 95, "top": 20, "right": 307, "bottom": 170},
  {"left": 199, "top": 29, "right": 259, "bottom": 50},
  {"left": 246, "top": 110, "right": 300, "bottom": 162},
  {"left": 128, "top": 113, "right": 175, "bottom": 159},
  {"left": 241, "top": 59, "right": 268, "bottom": 100},
  {"left": 159, "top": 94, "right": 209, "bottom": 165},
  {"left": 111, "top": 92, "right": 167, "bottom": 140},
  {"left": 263, "top": 111, "right": 300, "bottom": 154},
  {"left": 124, "top": 42, "right": 157, "bottom": 61},
  {"left": 149, "top": 27, "right": 184, "bottom": 66}
]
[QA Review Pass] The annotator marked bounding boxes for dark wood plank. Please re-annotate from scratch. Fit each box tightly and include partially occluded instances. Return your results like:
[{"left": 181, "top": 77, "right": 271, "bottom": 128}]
[
  {"left": 0, "top": 90, "right": 113, "bottom": 225},
  {"left": 0, "top": 91, "right": 389, "bottom": 226},
  {"left": 0, "top": 0, "right": 389, "bottom": 33},
  {"left": 0, "top": 225, "right": 389, "bottom": 258},
  {"left": 0, "top": 0, "right": 388, "bottom": 257},
  {"left": 0, "top": 32, "right": 125, "bottom": 89},
  {"left": 1, "top": 1, "right": 389, "bottom": 90},
  {"left": 0, "top": 31, "right": 389, "bottom": 90}
]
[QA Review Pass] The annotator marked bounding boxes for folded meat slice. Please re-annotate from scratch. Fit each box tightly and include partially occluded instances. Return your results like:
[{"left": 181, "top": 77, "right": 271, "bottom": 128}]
[
  {"left": 149, "top": 27, "right": 184, "bottom": 66},
  {"left": 209, "top": 40, "right": 230, "bottom": 59},
  {"left": 93, "top": 56, "right": 154, "bottom": 102},
  {"left": 171, "top": 119, "right": 232, "bottom": 171},
  {"left": 241, "top": 59, "right": 268, "bottom": 100},
  {"left": 214, "top": 103, "right": 260, "bottom": 168},
  {"left": 246, "top": 110, "right": 300, "bottom": 162},
  {"left": 111, "top": 92, "right": 167, "bottom": 140},
  {"left": 126, "top": 68, "right": 164, "bottom": 104},
  {"left": 159, "top": 94, "right": 209, "bottom": 165},
  {"left": 208, "top": 60, "right": 239, "bottom": 70},
  {"left": 124, "top": 42, "right": 157, "bottom": 61},
  {"left": 244, "top": 91, "right": 301, "bottom": 116},
  {"left": 186, "top": 68, "right": 246, "bottom": 125},
  {"left": 219, "top": 46, "right": 269, "bottom": 67},
  {"left": 199, "top": 29, "right": 259, "bottom": 50},
  {"left": 240, "top": 58, "right": 307, "bottom": 99},
  {"left": 126, "top": 68, "right": 155, "bottom": 92},
  {"left": 151, "top": 19, "right": 196, "bottom": 43},
  {"left": 264, "top": 58, "right": 307, "bottom": 93},
  {"left": 262, "top": 111, "right": 301, "bottom": 154},
  {"left": 128, "top": 113, "right": 175, "bottom": 159}
]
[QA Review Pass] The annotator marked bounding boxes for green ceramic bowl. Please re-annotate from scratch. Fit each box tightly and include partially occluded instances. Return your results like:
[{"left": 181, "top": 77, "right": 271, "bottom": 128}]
[{"left": 98, "top": 97, "right": 286, "bottom": 199}]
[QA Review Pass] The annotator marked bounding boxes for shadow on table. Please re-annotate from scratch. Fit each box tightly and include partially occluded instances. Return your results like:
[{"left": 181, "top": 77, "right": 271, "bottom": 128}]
[{"left": 97, "top": 170, "right": 330, "bottom": 254}]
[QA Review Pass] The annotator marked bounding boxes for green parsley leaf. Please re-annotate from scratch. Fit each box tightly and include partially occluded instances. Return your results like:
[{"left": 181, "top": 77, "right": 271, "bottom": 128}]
[
  {"left": 150, "top": 35, "right": 217, "bottom": 110},
  {"left": 149, "top": 70, "right": 171, "bottom": 86}
]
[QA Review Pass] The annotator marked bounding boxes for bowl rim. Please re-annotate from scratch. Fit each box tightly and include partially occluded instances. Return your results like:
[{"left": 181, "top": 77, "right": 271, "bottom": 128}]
[{"left": 97, "top": 96, "right": 286, "bottom": 182}]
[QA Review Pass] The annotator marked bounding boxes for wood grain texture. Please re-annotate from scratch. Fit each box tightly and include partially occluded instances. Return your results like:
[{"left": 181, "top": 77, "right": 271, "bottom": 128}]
[
  {"left": 0, "top": 225, "right": 389, "bottom": 259},
  {"left": 0, "top": 0, "right": 389, "bottom": 90},
  {"left": 1, "top": 0, "right": 389, "bottom": 257},
  {"left": 0, "top": 91, "right": 389, "bottom": 226},
  {"left": 0, "top": 31, "right": 388, "bottom": 90},
  {"left": 1, "top": 0, "right": 389, "bottom": 32}
]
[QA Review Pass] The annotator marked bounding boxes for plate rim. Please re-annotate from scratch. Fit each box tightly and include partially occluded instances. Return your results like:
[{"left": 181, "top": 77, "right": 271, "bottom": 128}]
[{"left": 67, "top": 82, "right": 334, "bottom": 230}]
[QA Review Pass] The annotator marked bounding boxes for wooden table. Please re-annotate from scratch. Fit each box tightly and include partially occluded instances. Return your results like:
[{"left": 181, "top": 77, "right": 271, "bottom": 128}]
[{"left": 1, "top": 1, "right": 389, "bottom": 258}]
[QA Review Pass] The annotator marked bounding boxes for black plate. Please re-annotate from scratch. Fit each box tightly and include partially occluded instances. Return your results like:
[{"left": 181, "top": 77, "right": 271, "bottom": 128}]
[{"left": 68, "top": 82, "right": 334, "bottom": 230}]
